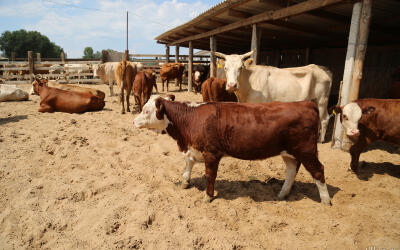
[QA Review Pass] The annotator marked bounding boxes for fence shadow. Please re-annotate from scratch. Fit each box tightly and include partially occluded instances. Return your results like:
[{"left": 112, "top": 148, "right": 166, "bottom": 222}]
[
  {"left": 0, "top": 115, "right": 28, "bottom": 125},
  {"left": 183, "top": 176, "right": 340, "bottom": 204}
]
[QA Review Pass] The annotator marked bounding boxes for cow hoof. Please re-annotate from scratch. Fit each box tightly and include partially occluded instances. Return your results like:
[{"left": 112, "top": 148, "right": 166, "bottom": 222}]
[
  {"left": 181, "top": 180, "right": 190, "bottom": 189},
  {"left": 203, "top": 194, "right": 213, "bottom": 203},
  {"left": 321, "top": 198, "right": 332, "bottom": 206}
]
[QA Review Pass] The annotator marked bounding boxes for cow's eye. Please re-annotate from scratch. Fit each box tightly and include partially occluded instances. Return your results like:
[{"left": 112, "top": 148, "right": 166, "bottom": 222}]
[{"left": 343, "top": 114, "right": 348, "bottom": 120}]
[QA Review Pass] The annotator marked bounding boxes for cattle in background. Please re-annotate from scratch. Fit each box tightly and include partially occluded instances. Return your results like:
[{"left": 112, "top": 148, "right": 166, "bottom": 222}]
[
  {"left": 330, "top": 99, "right": 400, "bottom": 173},
  {"left": 115, "top": 60, "right": 138, "bottom": 114},
  {"left": 64, "top": 64, "right": 90, "bottom": 84},
  {"left": 192, "top": 64, "right": 210, "bottom": 93},
  {"left": 133, "top": 70, "right": 157, "bottom": 113},
  {"left": 30, "top": 79, "right": 105, "bottom": 100},
  {"left": 133, "top": 95, "right": 331, "bottom": 205},
  {"left": 214, "top": 50, "right": 332, "bottom": 142},
  {"left": 0, "top": 84, "right": 29, "bottom": 102},
  {"left": 93, "top": 62, "right": 119, "bottom": 96},
  {"left": 160, "top": 63, "right": 185, "bottom": 92},
  {"left": 32, "top": 78, "right": 105, "bottom": 113},
  {"left": 201, "top": 77, "right": 237, "bottom": 102}
]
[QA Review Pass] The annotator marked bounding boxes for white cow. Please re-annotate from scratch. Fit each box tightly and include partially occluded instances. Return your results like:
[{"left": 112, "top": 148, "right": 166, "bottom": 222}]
[
  {"left": 214, "top": 50, "right": 332, "bottom": 142},
  {"left": 0, "top": 84, "right": 29, "bottom": 102},
  {"left": 93, "top": 62, "right": 119, "bottom": 96},
  {"left": 64, "top": 63, "right": 90, "bottom": 84}
]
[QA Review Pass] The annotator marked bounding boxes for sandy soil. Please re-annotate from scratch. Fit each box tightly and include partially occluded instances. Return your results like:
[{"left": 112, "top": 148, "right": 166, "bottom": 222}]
[{"left": 0, "top": 82, "right": 399, "bottom": 250}]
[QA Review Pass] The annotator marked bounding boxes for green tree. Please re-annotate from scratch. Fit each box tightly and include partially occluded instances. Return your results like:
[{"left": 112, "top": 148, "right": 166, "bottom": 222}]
[
  {"left": 0, "top": 29, "right": 63, "bottom": 58},
  {"left": 83, "top": 46, "right": 102, "bottom": 59}
]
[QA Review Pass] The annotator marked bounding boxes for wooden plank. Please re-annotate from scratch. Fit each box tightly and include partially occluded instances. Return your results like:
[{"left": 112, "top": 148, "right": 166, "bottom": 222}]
[
  {"left": 188, "top": 41, "right": 193, "bottom": 92},
  {"left": 0, "top": 67, "right": 29, "bottom": 71},
  {"left": 4, "top": 80, "right": 31, "bottom": 84},
  {"left": 349, "top": 0, "right": 372, "bottom": 101},
  {"left": 169, "top": 0, "right": 344, "bottom": 46},
  {"left": 210, "top": 36, "right": 217, "bottom": 77},
  {"left": 251, "top": 24, "right": 261, "bottom": 64},
  {"left": 0, "top": 61, "right": 28, "bottom": 65}
]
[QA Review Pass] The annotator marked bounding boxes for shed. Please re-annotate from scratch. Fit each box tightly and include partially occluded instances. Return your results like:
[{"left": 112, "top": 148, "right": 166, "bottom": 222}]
[{"left": 155, "top": 0, "right": 400, "bottom": 148}]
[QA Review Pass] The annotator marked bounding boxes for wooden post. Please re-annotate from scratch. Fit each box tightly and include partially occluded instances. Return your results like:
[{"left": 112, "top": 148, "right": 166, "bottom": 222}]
[
  {"left": 175, "top": 45, "right": 179, "bottom": 85},
  {"left": 28, "top": 51, "right": 34, "bottom": 81},
  {"left": 332, "top": 1, "right": 362, "bottom": 149},
  {"left": 36, "top": 53, "right": 41, "bottom": 62},
  {"left": 102, "top": 50, "right": 108, "bottom": 63},
  {"left": 188, "top": 41, "right": 193, "bottom": 92},
  {"left": 349, "top": 0, "right": 372, "bottom": 101},
  {"left": 61, "top": 52, "right": 65, "bottom": 63},
  {"left": 251, "top": 24, "right": 261, "bottom": 65},
  {"left": 165, "top": 45, "right": 170, "bottom": 63},
  {"left": 10, "top": 52, "right": 15, "bottom": 61},
  {"left": 124, "top": 50, "right": 129, "bottom": 61},
  {"left": 210, "top": 36, "right": 217, "bottom": 77},
  {"left": 305, "top": 47, "right": 311, "bottom": 65},
  {"left": 273, "top": 49, "right": 280, "bottom": 68}
]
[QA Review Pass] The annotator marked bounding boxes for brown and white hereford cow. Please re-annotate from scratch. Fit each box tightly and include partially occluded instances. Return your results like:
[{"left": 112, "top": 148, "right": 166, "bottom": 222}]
[
  {"left": 213, "top": 50, "right": 332, "bottom": 142},
  {"left": 133, "top": 95, "right": 331, "bottom": 205},
  {"left": 201, "top": 77, "right": 237, "bottom": 102},
  {"left": 160, "top": 63, "right": 185, "bottom": 92},
  {"left": 331, "top": 99, "right": 400, "bottom": 173},
  {"left": 32, "top": 78, "right": 105, "bottom": 113},
  {"left": 133, "top": 70, "right": 157, "bottom": 113}
]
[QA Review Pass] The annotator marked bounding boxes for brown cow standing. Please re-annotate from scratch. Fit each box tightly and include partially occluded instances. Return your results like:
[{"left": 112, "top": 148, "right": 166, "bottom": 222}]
[
  {"left": 134, "top": 95, "right": 331, "bottom": 205},
  {"left": 32, "top": 78, "right": 105, "bottom": 113},
  {"left": 115, "top": 60, "right": 137, "bottom": 114},
  {"left": 160, "top": 63, "right": 185, "bottom": 92},
  {"left": 133, "top": 70, "right": 157, "bottom": 113},
  {"left": 331, "top": 99, "right": 400, "bottom": 173},
  {"left": 201, "top": 77, "right": 237, "bottom": 102}
]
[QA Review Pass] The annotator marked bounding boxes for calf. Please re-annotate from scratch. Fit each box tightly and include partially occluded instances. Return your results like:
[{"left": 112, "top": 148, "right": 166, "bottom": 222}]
[
  {"left": 133, "top": 70, "right": 157, "bottom": 113},
  {"left": 133, "top": 95, "right": 331, "bottom": 205},
  {"left": 201, "top": 77, "right": 238, "bottom": 102},
  {"left": 32, "top": 78, "right": 105, "bottom": 113},
  {"left": 160, "top": 63, "right": 185, "bottom": 92},
  {"left": 331, "top": 99, "right": 400, "bottom": 173}
]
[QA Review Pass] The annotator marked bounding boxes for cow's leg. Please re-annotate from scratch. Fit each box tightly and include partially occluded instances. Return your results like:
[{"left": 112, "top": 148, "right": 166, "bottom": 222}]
[
  {"left": 182, "top": 155, "right": 195, "bottom": 189},
  {"left": 300, "top": 156, "right": 331, "bottom": 205},
  {"left": 153, "top": 83, "right": 159, "bottom": 94},
  {"left": 278, "top": 155, "right": 299, "bottom": 200},
  {"left": 318, "top": 104, "right": 329, "bottom": 143},
  {"left": 349, "top": 139, "right": 367, "bottom": 173},
  {"left": 120, "top": 81, "right": 125, "bottom": 114},
  {"left": 166, "top": 79, "right": 169, "bottom": 92},
  {"left": 38, "top": 104, "right": 54, "bottom": 113},
  {"left": 109, "top": 81, "right": 114, "bottom": 96},
  {"left": 126, "top": 84, "right": 132, "bottom": 113},
  {"left": 179, "top": 77, "right": 182, "bottom": 91},
  {"left": 203, "top": 153, "right": 221, "bottom": 203}
]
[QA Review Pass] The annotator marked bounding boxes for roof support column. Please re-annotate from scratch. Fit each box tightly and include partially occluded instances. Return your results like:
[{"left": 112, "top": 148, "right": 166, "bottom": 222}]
[
  {"left": 165, "top": 45, "right": 170, "bottom": 63},
  {"left": 188, "top": 41, "right": 193, "bottom": 92},
  {"left": 251, "top": 24, "right": 261, "bottom": 65},
  {"left": 175, "top": 45, "right": 180, "bottom": 86},
  {"left": 332, "top": 1, "right": 362, "bottom": 149},
  {"left": 210, "top": 36, "right": 217, "bottom": 78}
]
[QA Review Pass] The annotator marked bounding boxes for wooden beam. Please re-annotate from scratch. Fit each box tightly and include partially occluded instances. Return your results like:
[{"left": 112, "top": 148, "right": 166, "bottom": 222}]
[
  {"left": 192, "top": 26, "right": 209, "bottom": 33},
  {"left": 170, "top": 0, "right": 344, "bottom": 46},
  {"left": 165, "top": 45, "right": 170, "bottom": 63},
  {"left": 208, "top": 18, "right": 229, "bottom": 27},
  {"left": 349, "top": 0, "right": 372, "bottom": 101},
  {"left": 188, "top": 41, "right": 193, "bottom": 92},
  {"left": 228, "top": 9, "right": 251, "bottom": 19},
  {"left": 251, "top": 24, "right": 261, "bottom": 64},
  {"left": 210, "top": 36, "right": 217, "bottom": 77}
]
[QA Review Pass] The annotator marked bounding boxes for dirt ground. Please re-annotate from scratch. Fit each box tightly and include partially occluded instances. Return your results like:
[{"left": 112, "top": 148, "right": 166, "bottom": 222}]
[{"left": 0, "top": 82, "right": 399, "bottom": 250}]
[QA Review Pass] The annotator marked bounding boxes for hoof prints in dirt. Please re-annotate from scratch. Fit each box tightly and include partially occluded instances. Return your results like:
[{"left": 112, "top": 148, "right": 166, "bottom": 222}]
[{"left": 114, "top": 237, "right": 142, "bottom": 249}]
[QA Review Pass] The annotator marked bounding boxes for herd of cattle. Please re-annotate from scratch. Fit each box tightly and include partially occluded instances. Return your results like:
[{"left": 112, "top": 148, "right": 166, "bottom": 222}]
[{"left": 1, "top": 50, "right": 399, "bottom": 205}]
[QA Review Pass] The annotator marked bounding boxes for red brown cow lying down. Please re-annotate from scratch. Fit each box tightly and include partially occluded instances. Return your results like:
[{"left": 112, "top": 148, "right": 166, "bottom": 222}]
[
  {"left": 133, "top": 95, "right": 331, "bottom": 205},
  {"left": 201, "top": 77, "right": 237, "bottom": 102},
  {"left": 32, "top": 78, "right": 105, "bottom": 113},
  {"left": 133, "top": 70, "right": 157, "bottom": 113},
  {"left": 331, "top": 98, "right": 400, "bottom": 173}
]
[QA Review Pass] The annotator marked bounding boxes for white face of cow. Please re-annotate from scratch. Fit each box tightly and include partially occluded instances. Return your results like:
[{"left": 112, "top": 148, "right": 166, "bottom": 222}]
[
  {"left": 133, "top": 95, "right": 172, "bottom": 132},
  {"left": 341, "top": 102, "right": 362, "bottom": 137},
  {"left": 214, "top": 50, "right": 254, "bottom": 92},
  {"left": 194, "top": 71, "right": 201, "bottom": 82}
]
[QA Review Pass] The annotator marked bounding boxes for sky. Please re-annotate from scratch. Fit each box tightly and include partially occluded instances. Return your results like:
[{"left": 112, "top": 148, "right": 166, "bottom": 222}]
[{"left": 0, "top": 0, "right": 221, "bottom": 58}]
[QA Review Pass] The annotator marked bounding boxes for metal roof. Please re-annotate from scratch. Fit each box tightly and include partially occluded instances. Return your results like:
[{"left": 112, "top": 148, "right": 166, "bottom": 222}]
[{"left": 155, "top": 0, "right": 400, "bottom": 54}]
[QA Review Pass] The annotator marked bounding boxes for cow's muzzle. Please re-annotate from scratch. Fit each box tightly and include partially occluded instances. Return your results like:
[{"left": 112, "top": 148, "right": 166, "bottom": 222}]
[{"left": 226, "top": 83, "right": 238, "bottom": 92}]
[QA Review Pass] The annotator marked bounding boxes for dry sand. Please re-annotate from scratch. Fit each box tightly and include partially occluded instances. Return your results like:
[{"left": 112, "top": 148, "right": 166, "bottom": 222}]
[{"left": 0, "top": 82, "right": 399, "bottom": 249}]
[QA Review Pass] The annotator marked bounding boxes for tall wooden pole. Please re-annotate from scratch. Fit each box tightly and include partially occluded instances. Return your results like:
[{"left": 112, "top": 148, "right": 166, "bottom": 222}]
[
  {"left": 251, "top": 24, "right": 261, "bottom": 65},
  {"left": 175, "top": 45, "right": 179, "bottom": 86},
  {"left": 349, "top": 0, "right": 372, "bottom": 101},
  {"left": 210, "top": 36, "right": 217, "bottom": 77},
  {"left": 126, "top": 11, "right": 128, "bottom": 51},
  {"left": 332, "top": 1, "right": 362, "bottom": 149},
  {"left": 188, "top": 41, "right": 193, "bottom": 92},
  {"left": 165, "top": 45, "right": 170, "bottom": 63},
  {"left": 28, "top": 51, "right": 34, "bottom": 81}
]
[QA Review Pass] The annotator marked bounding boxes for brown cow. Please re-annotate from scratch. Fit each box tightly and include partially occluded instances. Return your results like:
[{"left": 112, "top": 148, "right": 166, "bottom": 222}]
[
  {"left": 30, "top": 79, "right": 105, "bottom": 100},
  {"left": 115, "top": 60, "right": 137, "bottom": 114},
  {"left": 331, "top": 99, "right": 400, "bottom": 173},
  {"left": 133, "top": 95, "right": 331, "bottom": 205},
  {"left": 201, "top": 77, "right": 237, "bottom": 102},
  {"left": 133, "top": 70, "right": 157, "bottom": 113},
  {"left": 160, "top": 63, "right": 185, "bottom": 92},
  {"left": 32, "top": 78, "right": 105, "bottom": 113}
]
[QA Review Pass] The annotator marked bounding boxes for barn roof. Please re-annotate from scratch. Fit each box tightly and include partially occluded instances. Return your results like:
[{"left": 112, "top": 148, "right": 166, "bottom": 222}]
[{"left": 155, "top": 0, "right": 400, "bottom": 53}]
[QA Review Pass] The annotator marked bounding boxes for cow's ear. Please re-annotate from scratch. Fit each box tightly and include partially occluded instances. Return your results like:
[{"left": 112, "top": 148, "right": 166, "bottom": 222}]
[
  {"left": 166, "top": 94, "right": 175, "bottom": 101},
  {"left": 155, "top": 98, "right": 165, "bottom": 120},
  {"left": 329, "top": 105, "right": 342, "bottom": 116},
  {"left": 362, "top": 106, "right": 375, "bottom": 115},
  {"left": 244, "top": 58, "right": 253, "bottom": 68}
]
